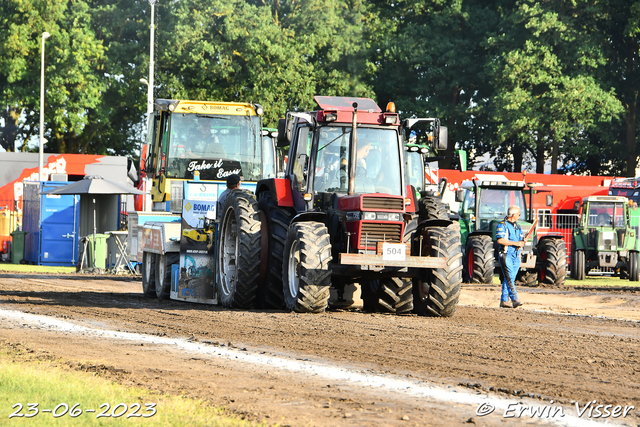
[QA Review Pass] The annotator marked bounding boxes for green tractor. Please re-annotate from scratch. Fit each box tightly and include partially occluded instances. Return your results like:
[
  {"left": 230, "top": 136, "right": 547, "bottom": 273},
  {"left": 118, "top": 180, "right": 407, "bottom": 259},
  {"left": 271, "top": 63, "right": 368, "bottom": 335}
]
[
  {"left": 456, "top": 178, "right": 567, "bottom": 286},
  {"left": 570, "top": 196, "right": 640, "bottom": 281},
  {"left": 404, "top": 130, "right": 449, "bottom": 222}
]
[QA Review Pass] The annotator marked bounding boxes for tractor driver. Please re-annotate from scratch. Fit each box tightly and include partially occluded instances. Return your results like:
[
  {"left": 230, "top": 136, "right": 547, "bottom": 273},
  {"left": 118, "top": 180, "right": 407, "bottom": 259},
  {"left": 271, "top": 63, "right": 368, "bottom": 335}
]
[
  {"left": 185, "top": 126, "right": 217, "bottom": 158},
  {"left": 356, "top": 140, "right": 372, "bottom": 176},
  {"left": 496, "top": 205, "right": 524, "bottom": 309}
]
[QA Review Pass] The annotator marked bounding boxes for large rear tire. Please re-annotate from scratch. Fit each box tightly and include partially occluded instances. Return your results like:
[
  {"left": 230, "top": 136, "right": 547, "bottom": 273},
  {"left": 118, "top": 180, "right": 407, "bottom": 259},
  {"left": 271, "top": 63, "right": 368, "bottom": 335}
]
[
  {"left": 155, "top": 253, "right": 179, "bottom": 300},
  {"left": 464, "top": 235, "right": 494, "bottom": 284},
  {"left": 413, "top": 226, "right": 463, "bottom": 317},
  {"left": 282, "top": 222, "right": 332, "bottom": 313},
  {"left": 217, "top": 190, "right": 262, "bottom": 309},
  {"left": 629, "top": 251, "right": 639, "bottom": 282},
  {"left": 141, "top": 251, "right": 156, "bottom": 297},
  {"left": 418, "top": 196, "right": 448, "bottom": 221},
  {"left": 360, "top": 219, "right": 416, "bottom": 314},
  {"left": 537, "top": 238, "right": 567, "bottom": 287},
  {"left": 258, "top": 192, "right": 293, "bottom": 309},
  {"left": 574, "top": 250, "right": 586, "bottom": 281}
]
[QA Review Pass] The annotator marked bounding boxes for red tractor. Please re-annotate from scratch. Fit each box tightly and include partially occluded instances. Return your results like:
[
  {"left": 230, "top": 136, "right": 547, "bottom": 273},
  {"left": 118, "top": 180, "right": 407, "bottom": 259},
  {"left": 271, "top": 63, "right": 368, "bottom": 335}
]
[{"left": 216, "top": 96, "right": 462, "bottom": 316}]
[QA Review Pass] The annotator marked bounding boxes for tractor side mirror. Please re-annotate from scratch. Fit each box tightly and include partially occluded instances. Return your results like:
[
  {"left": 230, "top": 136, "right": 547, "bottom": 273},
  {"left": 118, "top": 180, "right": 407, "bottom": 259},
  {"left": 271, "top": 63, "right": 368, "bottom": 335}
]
[
  {"left": 455, "top": 189, "right": 465, "bottom": 202},
  {"left": 276, "top": 118, "right": 290, "bottom": 147},
  {"left": 436, "top": 126, "right": 448, "bottom": 151}
]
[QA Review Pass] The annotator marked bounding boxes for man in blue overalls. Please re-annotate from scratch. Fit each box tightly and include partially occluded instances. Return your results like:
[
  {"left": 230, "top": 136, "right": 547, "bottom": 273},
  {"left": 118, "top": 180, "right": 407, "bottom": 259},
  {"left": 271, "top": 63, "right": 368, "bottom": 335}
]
[{"left": 496, "top": 206, "right": 524, "bottom": 308}]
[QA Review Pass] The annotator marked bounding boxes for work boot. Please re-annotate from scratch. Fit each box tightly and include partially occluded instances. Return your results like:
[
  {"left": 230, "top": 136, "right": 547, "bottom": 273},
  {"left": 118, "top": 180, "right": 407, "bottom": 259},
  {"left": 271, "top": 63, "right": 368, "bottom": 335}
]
[
  {"left": 500, "top": 301, "right": 512, "bottom": 308},
  {"left": 511, "top": 300, "right": 523, "bottom": 309}
]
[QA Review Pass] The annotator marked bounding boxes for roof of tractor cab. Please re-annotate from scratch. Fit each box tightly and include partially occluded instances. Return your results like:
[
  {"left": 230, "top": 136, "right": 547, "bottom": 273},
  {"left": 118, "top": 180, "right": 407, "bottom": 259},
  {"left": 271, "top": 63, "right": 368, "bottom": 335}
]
[
  {"left": 460, "top": 176, "right": 525, "bottom": 189},
  {"left": 582, "top": 195, "right": 628, "bottom": 204},
  {"left": 154, "top": 98, "right": 260, "bottom": 116},
  {"left": 312, "top": 96, "right": 398, "bottom": 126}
]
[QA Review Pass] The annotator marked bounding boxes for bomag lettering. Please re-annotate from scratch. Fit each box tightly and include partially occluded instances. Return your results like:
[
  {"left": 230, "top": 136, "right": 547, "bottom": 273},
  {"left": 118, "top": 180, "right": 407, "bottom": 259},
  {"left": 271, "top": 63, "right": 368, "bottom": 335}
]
[{"left": 193, "top": 204, "right": 215, "bottom": 211}]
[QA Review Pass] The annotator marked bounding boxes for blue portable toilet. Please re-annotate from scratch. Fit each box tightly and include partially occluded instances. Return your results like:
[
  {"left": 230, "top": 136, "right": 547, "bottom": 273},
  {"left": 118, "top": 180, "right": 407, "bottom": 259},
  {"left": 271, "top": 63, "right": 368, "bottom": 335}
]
[{"left": 23, "top": 181, "right": 80, "bottom": 266}]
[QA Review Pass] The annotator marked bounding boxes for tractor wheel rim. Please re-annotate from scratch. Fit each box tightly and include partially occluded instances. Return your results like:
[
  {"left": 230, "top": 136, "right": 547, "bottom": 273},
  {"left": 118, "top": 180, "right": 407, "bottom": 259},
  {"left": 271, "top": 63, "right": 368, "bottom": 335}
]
[
  {"left": 157, "top": 257, "right": 165, "bottom": 290},
  {"left": 220, "top": 209, "right": 238, "bottom": 296},
  {"left": 145, "top": 254, "right": 151, "bottom": 282},
  {"left": 468, "top": 249, "right": 474, "bottom": 277},
  {"left": 287, "top": 240, "right": 300, "bottom": 299}
]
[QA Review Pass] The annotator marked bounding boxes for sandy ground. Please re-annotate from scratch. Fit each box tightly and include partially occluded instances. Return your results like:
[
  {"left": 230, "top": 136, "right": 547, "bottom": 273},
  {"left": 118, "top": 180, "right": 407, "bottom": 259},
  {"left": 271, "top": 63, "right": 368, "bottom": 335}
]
[{"left": 0, "top": 273, "right": 639, "bottom": 426}]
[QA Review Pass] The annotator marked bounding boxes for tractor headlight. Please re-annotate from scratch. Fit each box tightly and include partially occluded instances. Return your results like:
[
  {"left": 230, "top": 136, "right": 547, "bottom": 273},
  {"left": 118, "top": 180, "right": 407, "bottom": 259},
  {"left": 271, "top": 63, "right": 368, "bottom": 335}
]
[{"left": 363, "top": 212, "right": 376, "bottom": 220}]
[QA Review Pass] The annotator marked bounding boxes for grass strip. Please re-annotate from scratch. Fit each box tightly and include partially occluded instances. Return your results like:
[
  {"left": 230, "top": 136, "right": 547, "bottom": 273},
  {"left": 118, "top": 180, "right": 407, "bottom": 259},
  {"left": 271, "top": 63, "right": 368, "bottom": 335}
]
[{"left": 0, "top": 346, "right": 262, "bottom": 426}]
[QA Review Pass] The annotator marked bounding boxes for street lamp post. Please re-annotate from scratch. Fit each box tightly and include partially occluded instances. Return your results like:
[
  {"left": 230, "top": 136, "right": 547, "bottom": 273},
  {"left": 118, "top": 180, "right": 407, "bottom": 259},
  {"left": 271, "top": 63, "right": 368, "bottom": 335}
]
[
  {"left": 147, "top": 0, "right": 157, "bottom": 118},
  {"left": 39, "top": 31, "right": 50, "bottom": 182}
]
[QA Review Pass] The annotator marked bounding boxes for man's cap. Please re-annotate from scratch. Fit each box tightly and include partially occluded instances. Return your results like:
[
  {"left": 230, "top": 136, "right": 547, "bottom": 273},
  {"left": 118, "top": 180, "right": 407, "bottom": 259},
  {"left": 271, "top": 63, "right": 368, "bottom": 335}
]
[{"left": 227, "top": 174, "right": 241, "bottom": 186}]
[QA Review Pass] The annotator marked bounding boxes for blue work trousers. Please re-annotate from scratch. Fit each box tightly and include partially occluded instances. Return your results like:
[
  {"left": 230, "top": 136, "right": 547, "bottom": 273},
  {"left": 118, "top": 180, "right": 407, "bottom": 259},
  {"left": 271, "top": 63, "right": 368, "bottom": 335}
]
[{"left": 499, "top": 251, "right": 520, "bottom": 302}]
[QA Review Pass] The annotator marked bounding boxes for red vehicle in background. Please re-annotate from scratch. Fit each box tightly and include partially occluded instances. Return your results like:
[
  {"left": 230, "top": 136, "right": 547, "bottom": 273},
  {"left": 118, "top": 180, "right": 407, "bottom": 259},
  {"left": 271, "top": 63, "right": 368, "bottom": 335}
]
[
  {"left": 529, "top": 184, "right": 610, "bottom": 260},
  {"left": 608, "top": 178, "right": 640, "bottom": 206},
  {"left": 430, "top": 169, "right": 617, "bottom": 265}
]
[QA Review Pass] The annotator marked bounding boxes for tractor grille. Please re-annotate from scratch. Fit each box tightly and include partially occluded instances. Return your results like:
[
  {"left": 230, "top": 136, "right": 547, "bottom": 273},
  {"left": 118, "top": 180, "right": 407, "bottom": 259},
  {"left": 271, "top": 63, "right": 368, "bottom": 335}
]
[
  {"left": 359, "top": 223, "right": 402, "bottom": 247},
  {"left": 599, "top": 231, "right": 616, "bottom": 250},
  {"left": 361, "top": 196, "right": 403, "bottom": 211}
]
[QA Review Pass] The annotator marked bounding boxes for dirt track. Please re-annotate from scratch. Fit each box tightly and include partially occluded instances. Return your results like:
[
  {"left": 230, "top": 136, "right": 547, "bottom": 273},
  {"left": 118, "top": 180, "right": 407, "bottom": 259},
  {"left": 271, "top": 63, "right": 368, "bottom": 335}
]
[{"left": 0, "top": 273, "right": 639, "bottom": 426}]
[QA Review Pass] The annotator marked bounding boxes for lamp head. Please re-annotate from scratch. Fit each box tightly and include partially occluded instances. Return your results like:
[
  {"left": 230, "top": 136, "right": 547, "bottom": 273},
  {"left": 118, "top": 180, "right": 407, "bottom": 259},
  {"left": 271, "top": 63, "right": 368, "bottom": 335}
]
[{"left": 42, "top": 32, "right": 50, "bottom": 40}]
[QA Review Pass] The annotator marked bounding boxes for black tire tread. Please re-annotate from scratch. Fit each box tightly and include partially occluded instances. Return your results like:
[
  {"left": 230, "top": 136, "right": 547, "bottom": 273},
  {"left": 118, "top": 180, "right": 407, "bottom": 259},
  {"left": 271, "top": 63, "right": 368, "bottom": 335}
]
[
  {"left": 361, "top": 218, "right": 416, "bottom": 314},
  {"left": 258, "top": 192, "right": 293, "bottom": 309},
  {"left": 575, "top": 250, "right": 586, "bottom": 281},
  {"left": 283, "top": 222, "right": 332, "bottom": 313},
  {"left": 538, "top": 238, "right": 567, "bottom": 287},
  {"left": 464, "top": 235, "right": 495, "bottom": 284},
  {"left": 516, "top": 269, "right": 538, "bottom": 287},
  {"left": 217, "top": 190, "right": 262, "bottom": 309},
  {"left": 141, "top": 251, "right": 156, "bottom": 297},
  {"left": 418, "top": 196, "right": 449, "bottom": 221},
  {"left": 413, "top": 227, "right": 463, "bottom": 317}
]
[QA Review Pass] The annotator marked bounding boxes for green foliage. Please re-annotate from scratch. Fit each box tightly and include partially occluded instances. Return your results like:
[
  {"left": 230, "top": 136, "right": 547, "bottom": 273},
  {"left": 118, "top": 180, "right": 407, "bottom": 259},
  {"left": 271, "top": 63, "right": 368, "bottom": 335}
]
[
  {"left": 155, "top": 0, "right": 373, "bottom": 128},
  {"left": 487, "top": 1, "right": 624, "bottom": 173},
  {"left": 0, "top": 0, "right": 109, "bottom": 154}
]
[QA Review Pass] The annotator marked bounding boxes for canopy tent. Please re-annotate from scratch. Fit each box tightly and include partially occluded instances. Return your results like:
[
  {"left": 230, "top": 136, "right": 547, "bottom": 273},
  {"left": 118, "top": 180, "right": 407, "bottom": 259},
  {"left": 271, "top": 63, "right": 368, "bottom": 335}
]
[{"left": 43, "top": 176, "right": 146, "bottom": 270}]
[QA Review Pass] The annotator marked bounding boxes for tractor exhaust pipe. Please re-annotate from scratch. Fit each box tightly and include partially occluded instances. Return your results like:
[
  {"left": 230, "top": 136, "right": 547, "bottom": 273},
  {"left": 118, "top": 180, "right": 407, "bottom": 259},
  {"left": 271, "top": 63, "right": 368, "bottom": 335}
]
[{"left": 348, "top": 102, "right": 358, "bottom": 195}]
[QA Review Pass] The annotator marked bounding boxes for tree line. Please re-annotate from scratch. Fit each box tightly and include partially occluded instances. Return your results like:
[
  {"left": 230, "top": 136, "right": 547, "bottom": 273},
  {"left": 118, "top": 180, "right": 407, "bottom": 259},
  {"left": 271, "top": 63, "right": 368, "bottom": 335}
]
[{"left": 1, "top": 0, "right": 638, "bottom": 175}]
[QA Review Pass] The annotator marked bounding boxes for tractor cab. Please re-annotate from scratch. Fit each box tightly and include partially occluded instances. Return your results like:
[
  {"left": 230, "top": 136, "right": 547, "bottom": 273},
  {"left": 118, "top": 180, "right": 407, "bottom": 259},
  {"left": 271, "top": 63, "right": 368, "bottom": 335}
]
[
  {"left": 275, "top": 96, "right": 446, "bottom": 212},
  {"left": 457, "top": 178, "right": 532, "bottom": 242},
  {"left": 572, "top": 195, "right": 640, "bottom": 281},
  {"left": 143, "top": 99, "right": 274, "bottom": 209}
]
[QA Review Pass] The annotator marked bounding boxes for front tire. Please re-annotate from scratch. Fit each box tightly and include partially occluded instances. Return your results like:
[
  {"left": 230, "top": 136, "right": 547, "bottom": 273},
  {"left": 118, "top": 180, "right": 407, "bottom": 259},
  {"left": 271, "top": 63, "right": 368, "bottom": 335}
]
[
  {"left": 141, "top": 251, "right": 156, "bottom": 297},
  {"left": 217, "top": 190, "right": 262, "bottom": 309},
  {"left": 413, "top": 226, "right": 463, "bottom": 317},
  {"left": 282, "top": 222, "right": 332, "bottom": 313},
  {"left": 574, "top": 250, "right": 586, "bottom": 280},
  {"left": 464, "top": 235, "right": 494, "bottom": 284},
  {"left": 629, "top": 251, "right": 639, "bottom": 282},
  {"left": 537, "top": 238, "right": 567, "bottom": 287}
]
